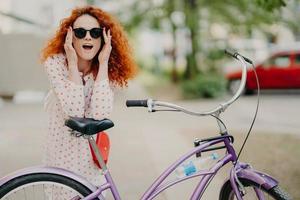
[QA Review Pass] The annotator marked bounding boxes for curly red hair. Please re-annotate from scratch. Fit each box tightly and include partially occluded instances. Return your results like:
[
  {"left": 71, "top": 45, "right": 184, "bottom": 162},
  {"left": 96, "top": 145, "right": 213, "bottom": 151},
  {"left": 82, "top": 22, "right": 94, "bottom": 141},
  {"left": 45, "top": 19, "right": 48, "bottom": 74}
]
[{"left": 41, "top": 6, "right": 137, "bottom": 87}]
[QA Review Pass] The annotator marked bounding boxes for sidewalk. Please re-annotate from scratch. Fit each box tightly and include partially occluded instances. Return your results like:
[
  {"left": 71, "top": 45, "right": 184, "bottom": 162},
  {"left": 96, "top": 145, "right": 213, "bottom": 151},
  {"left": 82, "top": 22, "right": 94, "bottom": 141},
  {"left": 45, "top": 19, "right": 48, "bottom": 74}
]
[
  {"left": 1, "top": 81, "right": 299, "bottom": 199},
  {"left": 0, "top": 81, "right": 223, "bottom": 199}
]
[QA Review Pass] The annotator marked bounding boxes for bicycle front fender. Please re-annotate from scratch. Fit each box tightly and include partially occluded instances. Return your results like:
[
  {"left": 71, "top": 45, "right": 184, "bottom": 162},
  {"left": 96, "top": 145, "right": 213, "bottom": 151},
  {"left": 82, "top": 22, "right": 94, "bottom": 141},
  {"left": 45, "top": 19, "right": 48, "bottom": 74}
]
[
  {"left": 0, "top": 165, "right": 98, "bottom": 192},
  {"left": 235, "top": 168, "right": 278, "bottom": 190},
  {"left": 220, "top": 165, "right": 278, "bottom": 195}
]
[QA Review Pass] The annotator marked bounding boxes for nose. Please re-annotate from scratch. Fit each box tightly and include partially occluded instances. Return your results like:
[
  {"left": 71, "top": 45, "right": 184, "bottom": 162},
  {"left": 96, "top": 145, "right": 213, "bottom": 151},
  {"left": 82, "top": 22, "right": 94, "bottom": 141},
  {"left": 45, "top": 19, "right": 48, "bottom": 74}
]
[{"left": 84, "top": 31, "right": 92, "bottom": 40}]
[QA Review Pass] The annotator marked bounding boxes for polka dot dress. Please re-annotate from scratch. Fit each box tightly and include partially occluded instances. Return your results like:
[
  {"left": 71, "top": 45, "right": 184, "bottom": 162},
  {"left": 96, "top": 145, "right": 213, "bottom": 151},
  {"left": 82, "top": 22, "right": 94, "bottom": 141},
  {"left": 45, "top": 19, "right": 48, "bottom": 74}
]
[{"left": 43, "top": 53, "right": 113, "bottom": 199}]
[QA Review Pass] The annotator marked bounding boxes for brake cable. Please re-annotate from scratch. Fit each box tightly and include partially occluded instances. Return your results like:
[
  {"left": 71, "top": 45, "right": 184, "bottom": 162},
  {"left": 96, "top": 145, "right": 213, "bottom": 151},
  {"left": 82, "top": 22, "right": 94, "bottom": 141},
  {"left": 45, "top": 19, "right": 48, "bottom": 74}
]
[{"left": 235, "top": 62, "right": 261, "bottom": 163}]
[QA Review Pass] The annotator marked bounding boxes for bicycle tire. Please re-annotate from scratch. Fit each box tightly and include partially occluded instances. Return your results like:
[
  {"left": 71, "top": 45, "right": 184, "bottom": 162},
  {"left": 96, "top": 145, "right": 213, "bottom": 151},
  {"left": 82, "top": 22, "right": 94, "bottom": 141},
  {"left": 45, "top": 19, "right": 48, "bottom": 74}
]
[
  {"left": 219, "top": 178, "right": 292, "bottom": 200},
  {"left": 0, "top": 173, "right": 101, "bottom": 199}
]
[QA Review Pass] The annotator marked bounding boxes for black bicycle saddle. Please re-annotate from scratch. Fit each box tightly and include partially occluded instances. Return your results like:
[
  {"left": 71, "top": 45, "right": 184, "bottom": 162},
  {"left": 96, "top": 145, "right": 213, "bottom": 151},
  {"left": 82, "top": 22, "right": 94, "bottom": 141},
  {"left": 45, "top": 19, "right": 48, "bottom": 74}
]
[{"left": 65, "top": 117, "right": 114, "bottom": 135}]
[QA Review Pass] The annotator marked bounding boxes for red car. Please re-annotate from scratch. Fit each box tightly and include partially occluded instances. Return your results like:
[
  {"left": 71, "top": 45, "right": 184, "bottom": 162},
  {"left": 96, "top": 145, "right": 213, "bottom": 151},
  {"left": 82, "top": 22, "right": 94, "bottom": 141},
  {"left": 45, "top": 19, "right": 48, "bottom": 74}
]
[{"left": 227, "top": 50, "right": 300, "bottom": 94}]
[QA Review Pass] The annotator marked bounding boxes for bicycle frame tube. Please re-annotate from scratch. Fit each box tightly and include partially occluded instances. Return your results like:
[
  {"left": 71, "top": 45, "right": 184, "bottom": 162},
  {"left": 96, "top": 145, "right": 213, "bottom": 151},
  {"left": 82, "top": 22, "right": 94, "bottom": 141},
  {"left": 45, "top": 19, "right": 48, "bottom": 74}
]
[
  {"left": 84, "top": 141, "right": 233, "bottom": 200},
  {"left": 141, "top": 137, "right": 236, "bottom": 200},
  {"left": 83, "top": 137, "right": 122, "bottom": 200},
  {"left": 82, "top": 170, "right": 121, "bottom": 200}
]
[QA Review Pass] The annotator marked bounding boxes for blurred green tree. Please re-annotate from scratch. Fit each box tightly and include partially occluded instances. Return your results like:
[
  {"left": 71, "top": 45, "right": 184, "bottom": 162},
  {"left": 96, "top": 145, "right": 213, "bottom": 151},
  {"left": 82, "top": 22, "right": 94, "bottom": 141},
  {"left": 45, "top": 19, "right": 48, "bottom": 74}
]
[
  {"left": 117, "top": 0, "right": 288, "bottom": 81},
  {"left": 86, "top": 0, "right": 95, "bottom": 5}
]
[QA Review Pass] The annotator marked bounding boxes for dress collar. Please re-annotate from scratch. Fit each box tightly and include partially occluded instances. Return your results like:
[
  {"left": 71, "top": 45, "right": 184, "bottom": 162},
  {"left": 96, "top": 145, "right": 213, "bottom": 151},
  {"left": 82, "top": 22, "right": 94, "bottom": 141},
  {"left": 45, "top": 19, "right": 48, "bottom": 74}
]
[{"left": 79, "top": 72, "right": 94, "bottom": 84}]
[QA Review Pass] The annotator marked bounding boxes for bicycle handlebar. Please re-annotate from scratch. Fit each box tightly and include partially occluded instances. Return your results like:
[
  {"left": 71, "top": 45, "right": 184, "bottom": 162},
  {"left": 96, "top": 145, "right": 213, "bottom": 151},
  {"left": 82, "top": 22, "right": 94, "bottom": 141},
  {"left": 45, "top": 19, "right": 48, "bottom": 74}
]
[
  {"left": 225, "top": 49, "right": 253, "bottom": 64},
  {"left": 126, "top": 99, "right": 148, "bottom": 107},
  {"left": 126, "top": 50, "right": 250, "bottom": 117}
]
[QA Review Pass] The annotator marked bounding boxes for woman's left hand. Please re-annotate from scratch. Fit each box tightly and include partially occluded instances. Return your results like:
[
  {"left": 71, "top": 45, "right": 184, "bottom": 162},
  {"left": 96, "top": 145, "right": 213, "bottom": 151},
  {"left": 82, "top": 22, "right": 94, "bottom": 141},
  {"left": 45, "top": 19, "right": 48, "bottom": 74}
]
[{"left": 98, "top": 28, "right": 112, "bottom": 68}]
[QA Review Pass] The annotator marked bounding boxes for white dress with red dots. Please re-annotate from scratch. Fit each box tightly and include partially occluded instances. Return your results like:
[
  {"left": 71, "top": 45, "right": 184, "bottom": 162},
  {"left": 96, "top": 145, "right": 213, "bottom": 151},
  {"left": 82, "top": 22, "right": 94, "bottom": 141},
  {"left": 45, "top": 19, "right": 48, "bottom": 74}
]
[{"left": 43, "top": 53, "right": 113, "bottom": 199}]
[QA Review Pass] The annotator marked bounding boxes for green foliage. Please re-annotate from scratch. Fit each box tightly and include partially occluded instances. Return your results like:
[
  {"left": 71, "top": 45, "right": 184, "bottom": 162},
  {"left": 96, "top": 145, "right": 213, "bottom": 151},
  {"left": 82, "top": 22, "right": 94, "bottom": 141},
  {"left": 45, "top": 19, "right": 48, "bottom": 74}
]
[
  {"left": 207, "top": 49, "right": 225, "bottom": 61},
  {"left": 115, "top": 0, "right": 290, "bottom": 83},
  {"left": 181, "top": 73, "right": 227, "bottom": 99},
  {"left": 86, "top": 0, "right": 95, "bottom": 5},
  {"left": 255, "top": 0, "right": 287, "bottom": 11}
]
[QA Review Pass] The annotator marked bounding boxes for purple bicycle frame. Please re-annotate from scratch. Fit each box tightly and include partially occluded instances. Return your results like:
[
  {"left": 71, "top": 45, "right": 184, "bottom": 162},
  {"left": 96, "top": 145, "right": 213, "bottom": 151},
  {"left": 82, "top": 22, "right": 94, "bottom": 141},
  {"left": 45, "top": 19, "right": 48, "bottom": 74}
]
[
  {"left": 82, "top": 135, "right": 278, "bottom": 200},
  {"left": 0, "top": 136, "right": 278, "bottom": 200}
]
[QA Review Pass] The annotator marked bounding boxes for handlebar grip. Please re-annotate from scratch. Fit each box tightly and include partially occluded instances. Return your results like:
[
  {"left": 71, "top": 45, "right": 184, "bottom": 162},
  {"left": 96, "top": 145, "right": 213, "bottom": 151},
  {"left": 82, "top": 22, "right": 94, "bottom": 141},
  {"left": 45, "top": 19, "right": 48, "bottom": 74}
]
[
  {"left": 225, "top": 49, "right": 238, "bottom": 59},
  {"left": 225, "top": 49, "right": 253, "bottom": 64},
  {"left": 126, "top": 100, "right": 148, "bottom": 107}
]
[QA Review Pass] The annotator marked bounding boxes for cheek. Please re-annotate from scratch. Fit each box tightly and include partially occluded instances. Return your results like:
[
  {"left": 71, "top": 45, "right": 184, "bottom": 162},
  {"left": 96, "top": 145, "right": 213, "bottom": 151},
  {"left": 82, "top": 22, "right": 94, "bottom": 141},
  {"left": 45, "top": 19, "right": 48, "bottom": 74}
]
[
  {"left": 72, "top": 39, "right": 81, "bottom": 53},
  {"left": 94, "top": 40, "right": 101, "bottom": 52}
]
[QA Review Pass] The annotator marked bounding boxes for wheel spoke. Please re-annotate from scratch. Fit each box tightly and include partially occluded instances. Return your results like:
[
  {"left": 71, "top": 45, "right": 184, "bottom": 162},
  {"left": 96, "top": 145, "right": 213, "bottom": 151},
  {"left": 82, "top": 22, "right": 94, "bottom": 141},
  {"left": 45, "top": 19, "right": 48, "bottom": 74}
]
[
  {"left": 23, "top": 188, "right": 27, "bottom": 200},
  {"left": 43, "top": 184, "right": 46, "bottom": 200}
]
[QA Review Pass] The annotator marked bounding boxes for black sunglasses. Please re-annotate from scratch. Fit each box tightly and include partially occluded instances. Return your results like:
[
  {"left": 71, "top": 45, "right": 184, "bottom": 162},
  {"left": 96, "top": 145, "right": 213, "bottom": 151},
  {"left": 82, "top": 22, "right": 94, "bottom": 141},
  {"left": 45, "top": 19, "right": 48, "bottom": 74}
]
[{"left": 73, "top": 27, "right": 103, "bottom": 39}]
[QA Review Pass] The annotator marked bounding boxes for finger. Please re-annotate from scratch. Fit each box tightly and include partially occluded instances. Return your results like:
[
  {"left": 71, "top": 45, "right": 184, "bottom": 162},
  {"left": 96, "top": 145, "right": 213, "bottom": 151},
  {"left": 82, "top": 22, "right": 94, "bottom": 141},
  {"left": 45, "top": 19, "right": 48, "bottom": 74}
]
[
  {"left": 66, "top": 27, "right": 72, "bottom": 44},
  {"left": 67, "top": 27, "right": 71, "bottom": 38},
  {"left": 103, "top": 29, "right": 111, "bottom": 47},
  {"left": 69, "top": 27, "right": 73, "bottom": 38},
  {"left": 107, "top": 29, "right": 111, "bottom": 37},
  {"left": 103, "top": 27, "right": 108, "bottom": 43},
  {"left": 68, "top": 27, "right": 73, "bottom": 45},
  {"left": 107, "top": 29, "right": 112, "bottom": 42}
]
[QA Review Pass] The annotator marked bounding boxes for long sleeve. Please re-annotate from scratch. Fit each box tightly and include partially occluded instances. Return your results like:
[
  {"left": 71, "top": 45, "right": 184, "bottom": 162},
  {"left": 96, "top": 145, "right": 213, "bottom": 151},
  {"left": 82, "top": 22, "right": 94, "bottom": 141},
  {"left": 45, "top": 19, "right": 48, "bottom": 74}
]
[
  {"left": 44, "top": 54, "right": 85, "bottom": 117},
  {"left": 90, "top": 79, "right": 114, "bottom": 120}
]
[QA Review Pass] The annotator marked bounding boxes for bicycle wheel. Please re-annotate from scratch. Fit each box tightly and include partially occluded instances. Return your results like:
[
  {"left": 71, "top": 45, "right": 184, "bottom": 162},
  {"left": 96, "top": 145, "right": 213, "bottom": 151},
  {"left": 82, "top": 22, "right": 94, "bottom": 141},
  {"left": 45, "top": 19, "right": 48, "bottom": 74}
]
[
  {"left": 219, "top": 178, "right": 292, "bottom": 200},
  {"left": 0, "top": 173, "right": 100, "bottom": 200}
]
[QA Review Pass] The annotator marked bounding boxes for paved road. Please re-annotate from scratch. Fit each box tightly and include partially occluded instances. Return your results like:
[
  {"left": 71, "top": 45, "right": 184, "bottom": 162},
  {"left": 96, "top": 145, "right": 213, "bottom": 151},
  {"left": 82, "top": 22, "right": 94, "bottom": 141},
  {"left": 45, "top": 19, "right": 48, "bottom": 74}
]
[{"left": 0, "top": 83, "right": 299, "bottom": 199}]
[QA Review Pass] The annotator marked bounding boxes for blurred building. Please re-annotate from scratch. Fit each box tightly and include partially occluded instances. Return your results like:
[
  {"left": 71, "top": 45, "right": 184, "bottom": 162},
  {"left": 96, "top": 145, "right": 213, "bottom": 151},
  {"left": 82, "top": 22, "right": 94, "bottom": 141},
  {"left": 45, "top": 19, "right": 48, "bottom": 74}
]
[
  {"left": 0, "top": 0, "right": 91, "bottom": 99},
  {"left": 0, "top": 0, "right": 300, "bottom": 98}
]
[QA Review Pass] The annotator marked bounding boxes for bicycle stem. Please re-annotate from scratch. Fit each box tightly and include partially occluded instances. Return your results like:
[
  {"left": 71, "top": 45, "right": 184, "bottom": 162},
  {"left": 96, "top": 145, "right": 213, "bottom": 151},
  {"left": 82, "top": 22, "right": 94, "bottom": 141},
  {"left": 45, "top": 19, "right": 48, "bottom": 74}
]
[{"left": 214, "top": 112, "right": 227, "bottom": 134}]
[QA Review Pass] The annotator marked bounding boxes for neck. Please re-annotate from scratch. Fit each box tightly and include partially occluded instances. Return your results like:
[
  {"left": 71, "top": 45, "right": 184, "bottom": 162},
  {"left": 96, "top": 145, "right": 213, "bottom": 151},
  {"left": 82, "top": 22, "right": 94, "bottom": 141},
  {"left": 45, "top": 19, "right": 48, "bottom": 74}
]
[{"left": 77, "top": 58, "right": 92, "bottom": 76}]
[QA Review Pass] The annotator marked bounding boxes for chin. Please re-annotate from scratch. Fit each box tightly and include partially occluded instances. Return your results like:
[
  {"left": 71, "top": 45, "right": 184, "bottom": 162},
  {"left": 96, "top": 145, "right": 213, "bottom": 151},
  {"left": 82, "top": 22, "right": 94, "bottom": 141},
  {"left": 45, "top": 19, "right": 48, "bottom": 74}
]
[{"left": 79, "top": 53, "right": 97, "bottom": 61}]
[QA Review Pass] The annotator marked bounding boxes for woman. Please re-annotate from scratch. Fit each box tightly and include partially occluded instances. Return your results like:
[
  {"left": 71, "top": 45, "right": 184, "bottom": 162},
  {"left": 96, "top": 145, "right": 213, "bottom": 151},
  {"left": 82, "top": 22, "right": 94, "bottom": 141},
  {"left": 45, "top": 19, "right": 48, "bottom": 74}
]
[{"left": 41, "top": 6, "right": 136, "bottom": 198}]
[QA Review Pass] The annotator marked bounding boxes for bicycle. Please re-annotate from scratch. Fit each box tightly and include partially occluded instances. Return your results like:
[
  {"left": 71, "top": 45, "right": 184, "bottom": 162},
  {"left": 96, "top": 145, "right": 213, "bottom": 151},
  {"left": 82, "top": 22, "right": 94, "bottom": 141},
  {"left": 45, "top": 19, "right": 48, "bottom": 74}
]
[{"left": 0, "top": 50, "right": 292, "bottom": 199}]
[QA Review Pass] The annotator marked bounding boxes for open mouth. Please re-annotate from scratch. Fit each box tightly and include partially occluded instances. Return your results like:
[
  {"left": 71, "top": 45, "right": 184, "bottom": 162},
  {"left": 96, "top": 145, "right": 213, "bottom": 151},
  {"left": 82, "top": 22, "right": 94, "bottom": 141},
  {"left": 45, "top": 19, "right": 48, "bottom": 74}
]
[{"left": 82, "top": 44, "right": 93, "bottom": 50}]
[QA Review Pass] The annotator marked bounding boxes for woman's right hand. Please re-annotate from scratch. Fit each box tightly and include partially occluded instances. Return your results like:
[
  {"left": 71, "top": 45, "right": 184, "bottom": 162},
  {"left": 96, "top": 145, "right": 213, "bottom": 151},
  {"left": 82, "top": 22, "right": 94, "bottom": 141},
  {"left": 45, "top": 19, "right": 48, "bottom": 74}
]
[
  {"left": 64, "top": 27, "right": 78, "bottom": 67},
  {"left": 64, "top": 27, "right": 82, "bottom": 85}
]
